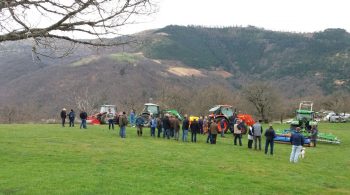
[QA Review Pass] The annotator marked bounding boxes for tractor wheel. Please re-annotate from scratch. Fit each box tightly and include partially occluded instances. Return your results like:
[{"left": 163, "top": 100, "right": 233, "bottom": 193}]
[{"left": 216, "top": 118, "right": 229, "bottom": 133}]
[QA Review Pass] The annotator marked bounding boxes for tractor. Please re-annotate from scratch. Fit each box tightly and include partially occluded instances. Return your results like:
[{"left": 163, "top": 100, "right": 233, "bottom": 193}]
[
  {"left": 140, "top": 103, "right": 183, "bottom": 126},
  {"left": 290, "top": 101, "right": 317, "bottom": 131},
  {"left": 208, "top": 105, "right": 235, "bottom": 133},
  {"left": 275, "top": 101, "right": 340, "bottom": 146},
  {"left": 208, "top": 105, "right": 255, "bottom": 133},
  {"left": 87, "top": 105, "right": 117, "bottom": 125}
]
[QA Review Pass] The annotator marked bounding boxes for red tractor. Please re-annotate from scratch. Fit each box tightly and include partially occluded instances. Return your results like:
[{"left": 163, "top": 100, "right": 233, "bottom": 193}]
[
  {"left": 87, "top": 105, "right": 117, "bottom": 125},
  {"left": 208, "top": 105, "right": 255, "bottom": 133},
  {"left": 208, "top": 105, "right": 234, "bottom": 133}
]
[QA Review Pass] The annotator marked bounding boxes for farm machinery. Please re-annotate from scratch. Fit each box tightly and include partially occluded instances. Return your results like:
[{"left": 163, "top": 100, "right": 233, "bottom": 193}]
[
  {"left": 274, "top": 101, "right": 340, "bottom": 145},
  {"left": 140, "top": 103, "right": 183, "bottom": 126},
  {"left": 87, "top": 105, "right": 117, "bottom": 125},
  {"left": 208, "top": 105, "right": 255, "bottom": 133}
]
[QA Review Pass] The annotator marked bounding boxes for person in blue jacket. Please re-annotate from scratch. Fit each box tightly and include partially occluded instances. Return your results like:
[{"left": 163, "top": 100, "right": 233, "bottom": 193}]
[
  {"left": 68, "top": 109, "right": 75, "bottom": 127},
  {"left": 289, "top": 127, "right": 305, "bottom": 163},
  {"left": 135, "top": 115, "right": 145, "bottom": 136}
]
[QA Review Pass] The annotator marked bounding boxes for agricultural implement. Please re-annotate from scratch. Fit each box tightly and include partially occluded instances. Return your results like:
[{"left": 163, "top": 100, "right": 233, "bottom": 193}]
[
  {"left": 87, "top": 105, "right": 117, "bottom": 125},
  {"left": 275, "top": 101, "right": 340, "bottom": 146}
]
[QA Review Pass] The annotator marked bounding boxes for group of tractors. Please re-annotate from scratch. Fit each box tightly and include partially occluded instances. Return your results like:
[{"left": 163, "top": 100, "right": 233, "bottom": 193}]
[
  {"left": 87, "top": 103, "right": 254, "bottom": 134},
  {"left": 140, "top": 104, "right": 258, "bottom": 134},
  {"left": 86, "top": 101, "right": 340, "bottom": 145}
]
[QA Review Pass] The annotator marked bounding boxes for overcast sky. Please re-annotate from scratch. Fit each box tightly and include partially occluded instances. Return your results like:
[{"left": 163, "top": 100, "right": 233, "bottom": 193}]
[{"left": 123, "top": 0, "right": 350, "bottom": 34}]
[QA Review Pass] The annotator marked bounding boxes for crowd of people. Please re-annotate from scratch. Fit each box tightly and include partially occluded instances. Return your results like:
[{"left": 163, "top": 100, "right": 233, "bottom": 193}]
[
  {"left": 60, "top": 108, "right": 88, "bottom": 129},
  {"left": 60, "top": 108, "right": 313, "bottom": 163}
]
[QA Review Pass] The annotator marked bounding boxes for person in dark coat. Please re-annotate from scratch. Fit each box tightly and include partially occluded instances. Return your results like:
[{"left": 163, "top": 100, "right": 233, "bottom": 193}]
[
  {"left": 68, "top": 109, "right": 75, "bottom": 127},
  {"left": 182, "top": 115, "right": 190, "bottom": 142},
  {"left": 190, "top": 119, "right": 200, "bottom": 143},
  {"left": 198, "top": 116, "right": 204, "bottom": 134},
  {"left": 169, "top": 115, "right": 175, "bottom": 138},
  {"left": 310, "top": 125, "right": 318, "bottom": 147},
  {"left": 162, "top": 115, "right": 171, "bottom": 139},
  {"left": 174, "top": 116, "right": 180, "bottom": 140},
  {"left": 156, "top": 116, "right": 162, "bottom": 138},
  {"left": 264, "top": 124, "right": 276, "bottom": 155},
  {"left": 79, "top": 110, "right": 88, "bottom": 129},
  {"left": 60, "top": 108, "right": 67, "bottom": 127}
]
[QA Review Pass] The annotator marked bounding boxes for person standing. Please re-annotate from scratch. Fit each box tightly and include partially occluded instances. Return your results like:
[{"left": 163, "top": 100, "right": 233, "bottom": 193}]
[
  {"left": 247, "top": 126, "right": 254, "bottom": 149},
  {"left": 135, "top": 115, "right": 145, "bottom": 136},
  {"left": 182, "top": 115, "right": 190, "bottom": 142},
  {"left": 162, "top": 115, "right": 171, "bottom": 139},
  {"left": 130, "top": 109, "right": 136, "bottom": 127},
  {"left": 169, "top": 115, "right": 175, "bottom": 138},
  {"left": 190, "top": 118, "right": 200, "bottom": 143},
  {"left": 119, "top": 112, "right": 128, "bottom": 138},
  {"left": 106, "top": 108, "right": 115, "bottom": 130},
  {"left": 264, "top": 124, "right": 276, "bottom": 155},
  {"left": 209, "top": 121, "right": 218, "bottom": 144},
  {"left": 310, "top": 125, "right": 318, "bottom": 147},
  {"left": 198, "top": 116, "right": 204, "bottom": 134},
  {"left": 228, "top": 115, "right": 236, "bottom": 133},
  {"left": 156, "top": 116, "right": 162, "bottom": 138},
  {"left": 68, "top": 109, "right": 75, "bottom": 127},
  {"left": 290, "top": 127, "right": 305, "bottom": 163},
  {"left": 233, "top": 120, "right": 242, "bottom": 146},
  {"left": 203, "top": 116, "right": 208, "bottom": 134},
  {"left": 174, "top": 116, "right": 180, "bottom": 141},
  {"left": 150, "top": 116, "right": 157, "bottom": 137},
  {"left": 79, "top": 110, "right": 87, "bottom": 129},
  {"left": 220, "top": 118, "right": 226, "bottom": 137},
  {"left": 206, "top": 119, "right": 212, "bottom": 143},
  {"left": 60, "top": 108, "right": 67, "bottom": 127},
  {"left": 252, "top": 120, "right": 263, "bottom": 150}
]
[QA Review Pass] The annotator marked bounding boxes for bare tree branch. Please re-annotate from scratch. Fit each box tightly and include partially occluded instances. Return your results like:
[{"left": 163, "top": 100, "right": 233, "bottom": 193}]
[{"left": 0, "top": 0, "right": 157, "bottom": 57}]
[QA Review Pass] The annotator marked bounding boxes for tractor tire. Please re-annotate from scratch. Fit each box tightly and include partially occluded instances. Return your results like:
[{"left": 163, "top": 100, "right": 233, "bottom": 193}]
[{"left": 216, "top": 117, "right": 229, "bottom": 133}]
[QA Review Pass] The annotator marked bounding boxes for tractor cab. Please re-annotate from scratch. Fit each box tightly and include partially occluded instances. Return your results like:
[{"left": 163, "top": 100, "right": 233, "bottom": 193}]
[
  {"left": 100, "top": 105, "right": 117, "bottom": 115},
  {"left": 209, "top": 105, "right": 234, "bottom": 118},
  {"left": 142, "top": 103, "right": 160, "bottom": 117},
  {"left": 291, "top": 101, "right": 317, "bottom": 130}
]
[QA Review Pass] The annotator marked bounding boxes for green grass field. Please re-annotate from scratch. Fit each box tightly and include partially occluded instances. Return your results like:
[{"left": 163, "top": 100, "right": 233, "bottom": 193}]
[{"left": 0, "top": 123, "right": 349, "bottom": 194}]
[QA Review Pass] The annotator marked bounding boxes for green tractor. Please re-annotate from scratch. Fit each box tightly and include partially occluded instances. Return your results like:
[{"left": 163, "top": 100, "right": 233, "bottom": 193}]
[
  {"left": 275, "top": 101, "right": 340, "bottom": 145},
  {"left": 290, "top": 101, "right": 317, "bottom": 131},
  {"left": 140, "top": 103, "right": 183, "bottom": 126}
]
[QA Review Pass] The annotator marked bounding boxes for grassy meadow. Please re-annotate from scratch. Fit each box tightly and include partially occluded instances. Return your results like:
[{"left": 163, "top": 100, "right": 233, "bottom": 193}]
[{"left": 0, "top": 123, "right": 349, "bottom": 194}]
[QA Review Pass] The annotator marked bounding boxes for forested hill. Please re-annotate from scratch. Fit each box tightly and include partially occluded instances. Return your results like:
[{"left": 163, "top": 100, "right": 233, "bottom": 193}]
[{"left": 142, "top": 25, "right": 350, "bottom": 93}]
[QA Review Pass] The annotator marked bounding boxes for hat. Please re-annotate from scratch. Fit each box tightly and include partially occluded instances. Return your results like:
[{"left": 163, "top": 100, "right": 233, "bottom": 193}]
[{"left": 62, "top": 108, "right": 66, "bottom": 111}]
